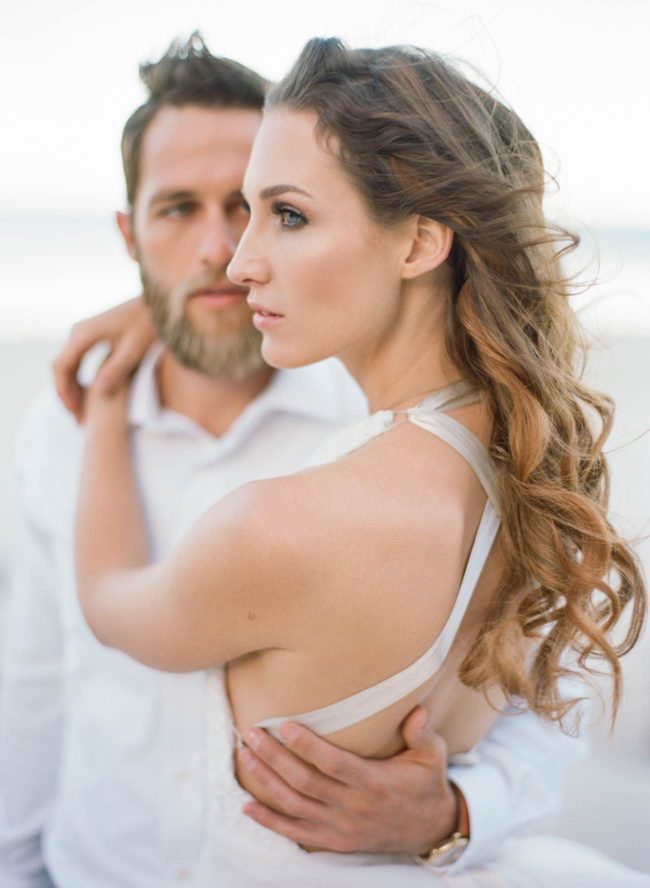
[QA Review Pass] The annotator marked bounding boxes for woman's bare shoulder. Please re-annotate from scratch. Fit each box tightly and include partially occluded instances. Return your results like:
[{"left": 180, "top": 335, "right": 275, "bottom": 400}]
[{"left": 206, "top": 413, "right": 485, "bottom": 599}]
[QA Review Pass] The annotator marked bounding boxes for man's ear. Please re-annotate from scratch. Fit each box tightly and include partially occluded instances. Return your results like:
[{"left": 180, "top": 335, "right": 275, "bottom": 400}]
[
  {"left": 401, "top": 217, "right": 453, "bottom": 280},
  {"left": 116, "top": 210, "right": 137, "bottom": 261}
]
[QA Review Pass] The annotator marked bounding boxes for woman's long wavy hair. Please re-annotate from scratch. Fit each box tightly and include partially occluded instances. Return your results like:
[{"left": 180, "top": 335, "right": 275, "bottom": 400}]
[{"left": 268, "top": 38, "right": 646, "bottom": 725}]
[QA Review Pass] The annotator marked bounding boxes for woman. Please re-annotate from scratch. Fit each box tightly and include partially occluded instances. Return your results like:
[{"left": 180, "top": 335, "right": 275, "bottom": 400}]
[{"left": 72, "top": 38, "right": 646, "bottom": 885}]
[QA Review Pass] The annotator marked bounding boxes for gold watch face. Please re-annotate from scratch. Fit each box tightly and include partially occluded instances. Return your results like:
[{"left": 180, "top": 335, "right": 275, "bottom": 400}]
[{"left": 421, "top": 834, "right": 469, "bottom": 868}]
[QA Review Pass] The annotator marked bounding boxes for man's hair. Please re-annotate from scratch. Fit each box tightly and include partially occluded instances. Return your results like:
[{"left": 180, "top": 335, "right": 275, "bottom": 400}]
[{"left": 121, "top": 31, "right": 268, "bottom": 206}]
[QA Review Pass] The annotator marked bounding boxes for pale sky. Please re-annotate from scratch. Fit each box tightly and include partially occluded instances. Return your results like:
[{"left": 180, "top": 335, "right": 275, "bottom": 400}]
[{"left": 1, "top": 0, "right": 649, "bottom": 228}]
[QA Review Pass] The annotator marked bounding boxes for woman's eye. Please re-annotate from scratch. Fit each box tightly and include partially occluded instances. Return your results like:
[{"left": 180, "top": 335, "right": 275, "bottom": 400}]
[{"left": 271, "top": 202, "right": 307, "bottom": 229}]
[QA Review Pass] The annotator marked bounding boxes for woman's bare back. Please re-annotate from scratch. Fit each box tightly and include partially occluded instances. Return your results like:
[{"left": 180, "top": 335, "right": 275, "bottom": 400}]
[{"left": 227, "top": 396, "right": 506, "bottom": 806}]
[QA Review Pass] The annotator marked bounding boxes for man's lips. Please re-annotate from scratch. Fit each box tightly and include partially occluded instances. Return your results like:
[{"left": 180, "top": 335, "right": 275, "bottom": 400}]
[
  {"left": 191, "top": 286, "right": 248, "bottom": 299},
  {"left": 189, "top": 286, "right": 250, "bottom": 309}
]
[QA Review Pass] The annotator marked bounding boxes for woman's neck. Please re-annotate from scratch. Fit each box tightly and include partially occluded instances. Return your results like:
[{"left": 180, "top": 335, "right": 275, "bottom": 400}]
[{"left": 340, "top": 284, "right": 460, "bottom": 413}]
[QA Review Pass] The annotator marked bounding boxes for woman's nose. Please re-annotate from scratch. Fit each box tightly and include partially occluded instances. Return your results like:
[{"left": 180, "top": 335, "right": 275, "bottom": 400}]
[{"left": 227, "top": 226, "right": 270, "bottom": 287}]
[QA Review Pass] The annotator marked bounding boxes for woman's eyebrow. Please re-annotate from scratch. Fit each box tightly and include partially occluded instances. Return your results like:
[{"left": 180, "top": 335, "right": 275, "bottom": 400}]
[{"left": 259, "top": 184, "right": 313, "bottom": 200}]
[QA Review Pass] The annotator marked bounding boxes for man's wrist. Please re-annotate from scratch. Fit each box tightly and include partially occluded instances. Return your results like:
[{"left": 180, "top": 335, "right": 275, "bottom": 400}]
[
  {"left": 449, "top": 781, "right": 470, "bottom": 839},
  {"left": 417, "top": 781, "right": 471, "bottom": 866}
]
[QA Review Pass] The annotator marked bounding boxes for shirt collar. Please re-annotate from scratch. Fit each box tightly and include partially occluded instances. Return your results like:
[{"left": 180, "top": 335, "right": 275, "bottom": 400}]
[{"left": 127, "top": 344, "right": 361, "bottom": 435}]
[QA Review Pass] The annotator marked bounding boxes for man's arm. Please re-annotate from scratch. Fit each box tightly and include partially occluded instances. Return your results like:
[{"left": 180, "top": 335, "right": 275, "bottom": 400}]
[
  {"left": 445, "top": 703, "right": 586, "bottom": 871},
  {"left": 235, "top": 702, "right": 584, "bottom": 866},
  {"left": 0, "top": 490, "right": 64, "bottom": 887}
]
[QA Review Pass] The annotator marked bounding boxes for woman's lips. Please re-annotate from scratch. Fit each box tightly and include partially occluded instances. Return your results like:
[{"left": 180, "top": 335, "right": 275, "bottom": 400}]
[
  {"left": 248, "top": 301, "right": 284, "bottom": 330},
  {"left": 252, "top": 311, "right": 283, "bottom": 330}
]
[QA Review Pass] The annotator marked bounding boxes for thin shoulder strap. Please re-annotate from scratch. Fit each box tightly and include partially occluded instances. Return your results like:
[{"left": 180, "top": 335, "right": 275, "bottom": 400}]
[
  {"left": 433, "top": 497, "right": 500, "bottom": 662},
  {"left": 406, "top": 407, "right": 500, "bottom": 512}
]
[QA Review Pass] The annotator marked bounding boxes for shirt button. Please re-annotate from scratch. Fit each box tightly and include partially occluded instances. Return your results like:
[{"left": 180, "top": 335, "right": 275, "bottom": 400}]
[
  {"left": 176, "top": 866, "right": 192, "bottom": 880},
  {"left": 176, "top": 769, "right": 191, "bottom": 781}
]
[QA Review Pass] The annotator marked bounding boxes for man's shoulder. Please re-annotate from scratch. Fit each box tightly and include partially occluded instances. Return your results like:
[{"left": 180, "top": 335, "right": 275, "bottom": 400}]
[
  {"left": 15, "top": 388, "right": 82, "bottom": 472},
  {"left": 13, "top": 388, "right": 84, "bottom": 532}
]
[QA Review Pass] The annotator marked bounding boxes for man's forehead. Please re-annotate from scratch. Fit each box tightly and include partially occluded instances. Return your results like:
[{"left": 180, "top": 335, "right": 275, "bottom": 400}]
[
  {"left": 142, "top": 105, "right": 261, "bottom": 157},
  {"left": 139, "top": 105, "right": 260, "bottom": 188}
]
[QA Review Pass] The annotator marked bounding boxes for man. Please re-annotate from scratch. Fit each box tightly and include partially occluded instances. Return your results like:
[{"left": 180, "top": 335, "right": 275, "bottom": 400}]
[{"left": 0, "top": 33, "right": 582, "bottom": 887}]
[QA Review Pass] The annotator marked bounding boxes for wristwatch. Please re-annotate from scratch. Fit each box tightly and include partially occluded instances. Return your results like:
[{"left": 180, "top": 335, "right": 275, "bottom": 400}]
[{"left": 417, "top": 783, "right": 470, "bottom": 868}]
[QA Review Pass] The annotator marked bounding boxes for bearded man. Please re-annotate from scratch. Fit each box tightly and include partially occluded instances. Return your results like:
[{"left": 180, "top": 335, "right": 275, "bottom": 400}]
[{"left": 0, "top": 33, "right": 583, "bottom": 887}]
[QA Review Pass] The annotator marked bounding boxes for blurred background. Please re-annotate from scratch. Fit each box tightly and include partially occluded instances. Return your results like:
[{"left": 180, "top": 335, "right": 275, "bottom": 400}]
[{"left": 1, "top": 0, "right": 649, "bottom": 872}]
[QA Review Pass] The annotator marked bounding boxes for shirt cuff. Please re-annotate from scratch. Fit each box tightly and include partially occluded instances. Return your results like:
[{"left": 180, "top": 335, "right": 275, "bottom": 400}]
[{"left": 441, "top": 759, "right": 513, "bottom": 873}]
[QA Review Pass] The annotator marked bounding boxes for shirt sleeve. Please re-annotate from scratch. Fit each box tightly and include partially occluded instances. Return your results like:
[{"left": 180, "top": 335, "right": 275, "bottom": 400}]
[
  {"left": 443, "top": 703, "right": 588, "bottom": 873},
  {"left": 0, "top": 471, "right": 64, "bottom": 887}
]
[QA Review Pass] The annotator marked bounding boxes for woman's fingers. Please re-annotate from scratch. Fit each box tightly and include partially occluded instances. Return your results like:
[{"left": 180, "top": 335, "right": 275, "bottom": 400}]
[
  {"left": 53, "top": 319, "right": 109, "bottom": 421},
  {"left": 94, "top": 332, "right": 151, "bottom": 395},
  {"left": 52, "top": 297, "right": 155, "bottom": 417}
]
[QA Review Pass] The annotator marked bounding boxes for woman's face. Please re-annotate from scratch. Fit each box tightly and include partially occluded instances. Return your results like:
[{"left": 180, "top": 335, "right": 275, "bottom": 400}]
[{"left": 227, "top": 109, "right": 413, "bottom": 370}]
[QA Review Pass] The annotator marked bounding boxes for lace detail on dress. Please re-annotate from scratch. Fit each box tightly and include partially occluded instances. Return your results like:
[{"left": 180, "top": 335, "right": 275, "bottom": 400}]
[{"left": 200, "top": 666, "right": 309, "bottom": 862}]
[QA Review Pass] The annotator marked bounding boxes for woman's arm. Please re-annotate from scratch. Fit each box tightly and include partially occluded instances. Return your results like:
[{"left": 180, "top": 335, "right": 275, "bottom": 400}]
[{"left": 75, "top": 386, "right": 305, "bottom": 672}]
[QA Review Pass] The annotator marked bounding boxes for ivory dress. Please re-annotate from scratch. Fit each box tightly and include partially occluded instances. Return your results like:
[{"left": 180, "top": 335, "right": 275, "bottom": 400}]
[{"left": 195, "top": 381, "right": 650, "bottom": 887}]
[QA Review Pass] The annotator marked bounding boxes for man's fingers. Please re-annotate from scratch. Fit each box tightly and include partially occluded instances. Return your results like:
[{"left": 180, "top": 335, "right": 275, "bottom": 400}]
[
  {"left": 398, "top": 706, "right": 448, "bottom": 766},
  {"left": 245, "top": 729, "right": 343, "bottom": 804},
  {"left": 276, "top": 723, "right": 373, "bottom": 788},
  {"left": 239, "top": 751, "right": 326, "bottom": 821},
  {"left": 242, "top": 802, "right": 354, "bottom": 854}
]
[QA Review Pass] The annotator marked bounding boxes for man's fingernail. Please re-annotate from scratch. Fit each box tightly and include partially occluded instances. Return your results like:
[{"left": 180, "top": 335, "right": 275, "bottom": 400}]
[
  {"left": 280, "top": 723, "right": 299, "bottom": 742},
  {"left": 240, "top": 750, "right": 257, "bottom": 771},
  {"left": 245, "top": 729, "right": 262, "bottom": 750}
]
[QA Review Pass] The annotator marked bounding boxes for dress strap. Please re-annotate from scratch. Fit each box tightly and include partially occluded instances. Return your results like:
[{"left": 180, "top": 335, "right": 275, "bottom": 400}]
[
  {"left": 243, "top": 379, "right": 501, "bottom": 741},
  {"left": 406, "top": 408, "right": 499, "bottom": 513},
  {"left": 252, "top": 500, "right": 500, "bottom": 740}
]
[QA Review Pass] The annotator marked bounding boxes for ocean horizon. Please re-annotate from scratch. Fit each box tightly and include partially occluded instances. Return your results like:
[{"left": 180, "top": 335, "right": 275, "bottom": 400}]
[{"left": 1, "top": 215, "right": 649, "bottom": 340}]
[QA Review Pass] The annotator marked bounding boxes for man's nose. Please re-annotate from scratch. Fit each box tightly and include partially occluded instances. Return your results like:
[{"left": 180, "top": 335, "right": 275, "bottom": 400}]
[{"left": 197, "top": 216, "right": 238, "bottom": 268}]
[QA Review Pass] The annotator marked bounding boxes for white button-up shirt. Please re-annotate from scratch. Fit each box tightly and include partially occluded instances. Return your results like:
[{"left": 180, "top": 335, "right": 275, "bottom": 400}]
[{"left": 0, "top": 349, "right": 582, "bottom": 887}]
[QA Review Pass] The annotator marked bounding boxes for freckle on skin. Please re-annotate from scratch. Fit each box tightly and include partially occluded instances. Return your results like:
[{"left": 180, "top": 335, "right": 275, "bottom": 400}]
[{"left": 247, "top": 611, "right": 257, "bottom": 621}]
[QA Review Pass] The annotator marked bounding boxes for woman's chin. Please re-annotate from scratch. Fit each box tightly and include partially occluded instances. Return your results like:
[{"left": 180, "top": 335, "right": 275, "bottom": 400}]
[{"left": 261, "top": 340, "right": 320, "bottom": 370}]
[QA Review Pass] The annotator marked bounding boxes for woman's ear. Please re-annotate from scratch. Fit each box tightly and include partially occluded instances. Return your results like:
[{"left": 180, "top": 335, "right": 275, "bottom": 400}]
[
  {"left": 400, "top": 217, "right": 453, "bottom": 280},
  {"left": 116, "top": 211, "right": 138, "bottom": 261}
]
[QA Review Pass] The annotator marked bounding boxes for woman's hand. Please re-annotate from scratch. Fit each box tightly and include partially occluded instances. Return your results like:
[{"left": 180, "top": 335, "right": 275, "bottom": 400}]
[
  {"left": 82, "top": 373, "right": 131, "bottom": 429},
  {"left": 53, "top": 297, "right": 155, "bottom": 422}
]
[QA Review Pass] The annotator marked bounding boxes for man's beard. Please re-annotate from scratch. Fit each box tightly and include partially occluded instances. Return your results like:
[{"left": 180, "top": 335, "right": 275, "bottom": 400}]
[{"left": 140, "top": 266, "right": 266, "bottom": 381}]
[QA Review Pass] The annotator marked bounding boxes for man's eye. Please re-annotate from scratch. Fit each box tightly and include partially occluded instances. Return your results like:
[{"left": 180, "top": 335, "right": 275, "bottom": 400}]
[
  {"left": 271, "top": 202, "right": 307, "bottom": 229},
  {"left": 161, "top": 202, "right": 194, "bottom": 217},
  {"left": 226, "top": 196, "right": 250, "bottom": 217}
]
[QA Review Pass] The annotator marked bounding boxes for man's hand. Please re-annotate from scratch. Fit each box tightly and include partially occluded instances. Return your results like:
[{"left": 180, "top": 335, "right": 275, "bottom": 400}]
[
  {"left": 53, "top": 297, "right": 155, "bottom": 422},
  {"left": 240, "top": 706, "right": 461, "bottom": 855}
]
